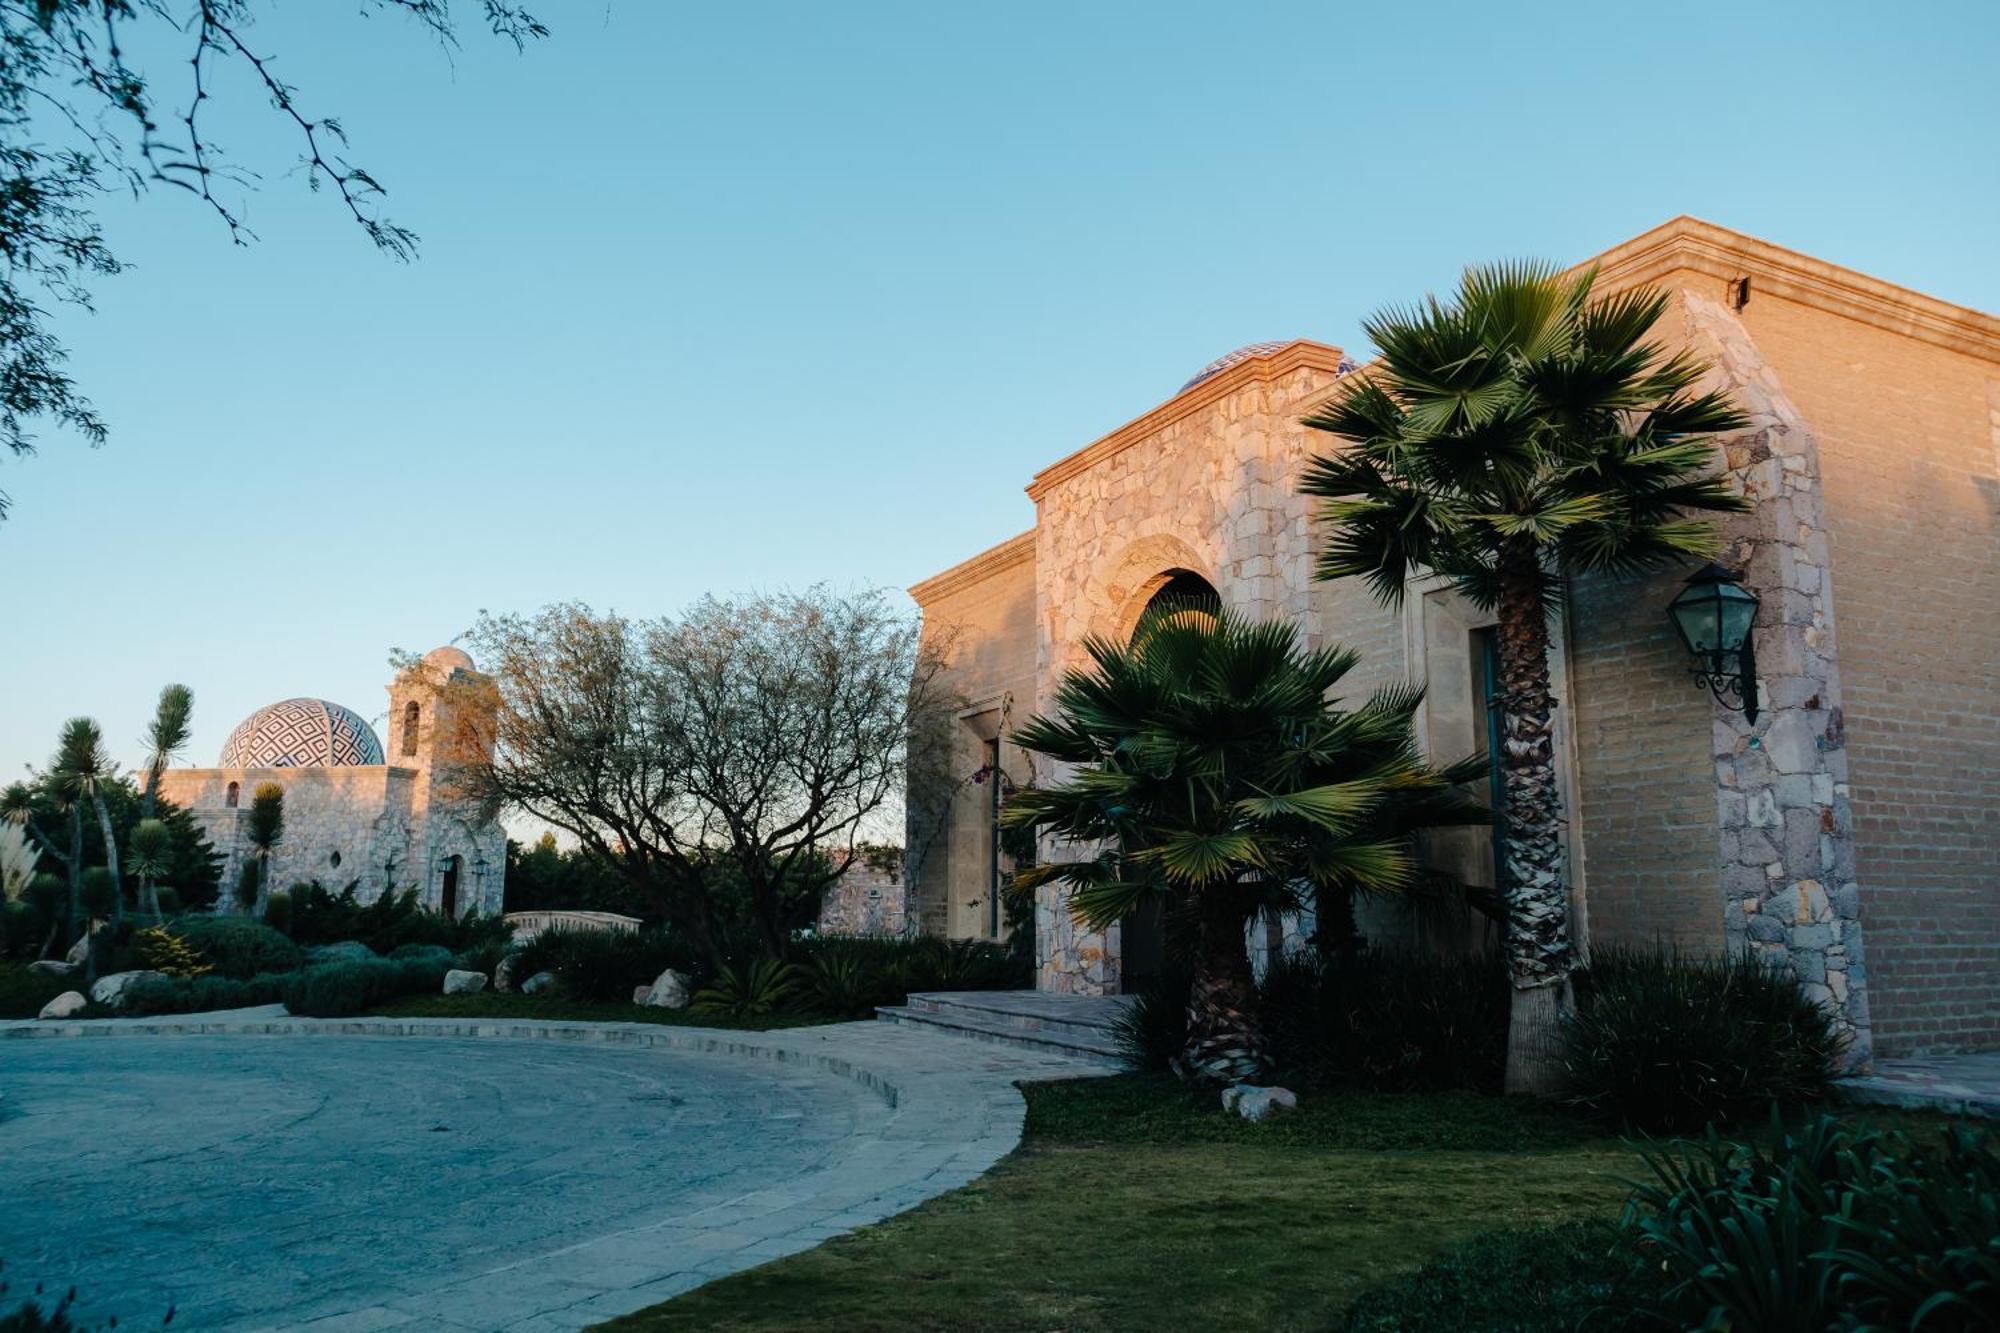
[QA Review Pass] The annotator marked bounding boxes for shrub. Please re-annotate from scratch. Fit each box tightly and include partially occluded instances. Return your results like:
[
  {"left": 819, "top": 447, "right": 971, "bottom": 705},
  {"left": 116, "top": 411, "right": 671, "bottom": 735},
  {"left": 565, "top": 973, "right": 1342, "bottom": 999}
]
[
  {"left": 135, "top": 925, "right": 211, "bottom": 979},
  {"left": 1562, "top": 945, "right": 1839, "bottom": 1133},
  {"left": 284, "top": 882, "right": 514, "bottom": 958},
  {"left": 389, "top": 942, "right": 455, "bottom": 965},
  {"left": 1112, "top": 972, "right": 1191, "bottom": 1073},
  {"left": 1341, "top": 1220, "right": 1644, "bottom": 1332},
  {"left": 154, "top": 885, "right": 182, "bottom": 915},
  {"left": 454, "top": 937, "right": 509, "bottom": 979},
  {"left": 1627, "top": 1113, "right": 2000, "bottom": 1331},
  {"left": 692, "top": 958, "right": 803, "bottom": 1019},
  {"left": 0, "top": 962, "right": 75, "bottom": 1019},
  {"left": 280, "top": 955, "right": 450, "bottom": 1017},
  {"left": 171, "top": 915, "right": 303, "bottom": 980},
  {"left": 508, "top": 926, "right": 687, "bottom": 1003},
  {"left": 1114, "top": 948, "right": 1508, "bottom": 1090},
  {"left": 121, "top": 970, "right": 289, "bottom": 1016}
]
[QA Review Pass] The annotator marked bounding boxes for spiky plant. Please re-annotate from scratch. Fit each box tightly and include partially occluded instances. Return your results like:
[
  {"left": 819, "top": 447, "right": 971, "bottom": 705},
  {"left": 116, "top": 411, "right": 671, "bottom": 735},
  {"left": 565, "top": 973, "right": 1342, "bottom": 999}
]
[
  {"left": 50, "top": 717, "right": 123, "bottom": 979},
  {"left": 1004, "top": 605, "right": 1485, "bottom": 1086},
  {"left": 136, "top": 684, "right": 193, "bottom": 916},
  {"left": 127, "top": 818, "right": 173, "bottom": 924},
  {"left": 244, "top": 783, "right": 286, "bottom": 918},
  {"left": 1301, "top": 261, "right": 1749, "bottom": 1094}
]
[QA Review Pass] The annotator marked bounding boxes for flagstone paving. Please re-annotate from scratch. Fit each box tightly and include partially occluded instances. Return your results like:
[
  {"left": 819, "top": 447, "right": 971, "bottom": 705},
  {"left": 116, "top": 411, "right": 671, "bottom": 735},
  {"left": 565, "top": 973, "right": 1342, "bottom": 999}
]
[{"left": 0, "top": 1011, "right": 1110, "bottom": 1331}]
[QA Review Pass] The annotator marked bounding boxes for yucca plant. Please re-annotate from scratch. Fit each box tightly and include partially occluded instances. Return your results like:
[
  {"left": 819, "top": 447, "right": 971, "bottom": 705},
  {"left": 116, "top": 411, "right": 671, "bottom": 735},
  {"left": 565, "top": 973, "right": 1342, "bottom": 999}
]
[
  {"left": 1005, "top": 605, "right": 1485, "bottom": 1085},
  {"left": 50, "top": 717, "right": 124, "bottom": 977},
  {"left": 244, "top": 782, "right": 285, "bottom": 918},
  {"left": 126, "top": 818, "right": 173, "bottom": 925},
  {"left": 1304, "top": 262, "right": 1750, "bottom": 1093},
  {"left": 135, "top": 683, "right": 193, "bottom": 917}
]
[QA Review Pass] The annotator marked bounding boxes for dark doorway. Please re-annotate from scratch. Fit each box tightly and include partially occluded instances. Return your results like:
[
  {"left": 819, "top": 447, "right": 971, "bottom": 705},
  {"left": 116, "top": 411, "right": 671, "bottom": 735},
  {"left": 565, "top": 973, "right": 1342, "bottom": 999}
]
[
  {"left": 1119, "top": 569, "right": 1223, "bottom": 993},
  {"left": 441, "top": 854, "right": 462, "bottom": 919}
]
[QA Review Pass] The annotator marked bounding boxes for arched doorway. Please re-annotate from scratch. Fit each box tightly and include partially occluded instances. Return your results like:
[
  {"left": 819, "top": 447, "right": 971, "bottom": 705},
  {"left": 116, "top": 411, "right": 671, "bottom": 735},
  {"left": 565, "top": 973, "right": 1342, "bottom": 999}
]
[
  {"left": 1119, "top": 569, "right": 1223, "bottom": 993},
  {"left": 440, "top": 854, "right": 462, "bottom": 919}
]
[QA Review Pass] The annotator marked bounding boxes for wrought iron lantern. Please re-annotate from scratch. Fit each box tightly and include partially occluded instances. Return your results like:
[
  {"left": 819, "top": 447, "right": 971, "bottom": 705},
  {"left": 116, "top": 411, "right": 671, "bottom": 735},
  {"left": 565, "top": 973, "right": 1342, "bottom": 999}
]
[{"left": 1667, "top": 563, "right": 1760, "bottom": 723}]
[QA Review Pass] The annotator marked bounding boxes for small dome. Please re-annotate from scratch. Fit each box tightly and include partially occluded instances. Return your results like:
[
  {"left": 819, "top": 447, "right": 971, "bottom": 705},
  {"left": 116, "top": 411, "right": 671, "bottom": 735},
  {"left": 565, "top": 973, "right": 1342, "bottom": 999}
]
[
  {"left": 422, "top": 646, "right": 476, "bottom": 674},
  {"left": 219, "top": 698, "right": 384, "bottom": 769},
  {"left": 1180, "top": 341, "right": 1294, "bottom": 391}
]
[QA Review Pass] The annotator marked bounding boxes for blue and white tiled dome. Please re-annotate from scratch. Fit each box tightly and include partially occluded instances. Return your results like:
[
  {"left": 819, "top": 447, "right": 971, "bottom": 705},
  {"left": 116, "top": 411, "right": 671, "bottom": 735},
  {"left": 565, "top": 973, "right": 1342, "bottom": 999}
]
[
  {"left": 1180, "top": 341, "right": 1295, "bottom": 391},
  {"left": 219, "top": 698, "right": 384, "bottom": 768}
]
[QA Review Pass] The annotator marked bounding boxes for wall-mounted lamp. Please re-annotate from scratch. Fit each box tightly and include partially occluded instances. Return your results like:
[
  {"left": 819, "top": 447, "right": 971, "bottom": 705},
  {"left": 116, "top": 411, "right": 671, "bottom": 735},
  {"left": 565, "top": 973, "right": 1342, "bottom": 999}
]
[{"left": 1667, "top": 563, "right": 1760, "bottom": 724}]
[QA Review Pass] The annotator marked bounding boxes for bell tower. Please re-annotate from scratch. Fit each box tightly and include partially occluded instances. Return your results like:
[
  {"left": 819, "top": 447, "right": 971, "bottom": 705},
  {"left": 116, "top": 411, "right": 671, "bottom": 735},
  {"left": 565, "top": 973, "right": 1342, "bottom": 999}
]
[{"left": 384, "top": 646, "right": 504, "bottom": 917}]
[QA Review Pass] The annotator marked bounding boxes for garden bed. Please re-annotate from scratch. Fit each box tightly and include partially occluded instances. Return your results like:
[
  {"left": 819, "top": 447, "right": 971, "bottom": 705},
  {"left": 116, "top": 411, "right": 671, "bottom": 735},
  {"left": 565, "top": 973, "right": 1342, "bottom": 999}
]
[{"left": 367, "top": 992, "right": 840, "bottom": 1031}]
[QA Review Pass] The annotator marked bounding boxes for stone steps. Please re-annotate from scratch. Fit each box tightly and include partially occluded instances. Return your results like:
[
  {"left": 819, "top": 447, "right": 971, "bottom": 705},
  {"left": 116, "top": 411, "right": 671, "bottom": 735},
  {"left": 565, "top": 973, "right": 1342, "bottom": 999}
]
[{"left": 875, "top": 990, "right": 1130, "bottom": 1064}]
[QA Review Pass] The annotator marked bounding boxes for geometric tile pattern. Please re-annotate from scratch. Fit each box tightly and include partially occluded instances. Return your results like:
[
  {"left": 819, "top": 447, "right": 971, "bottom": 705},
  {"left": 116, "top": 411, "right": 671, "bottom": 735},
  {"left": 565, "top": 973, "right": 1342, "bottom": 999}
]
[
  {"left": 1179, "top": 340, "right": 1296, "bottom": 392},
  {"left": 218, "top": 697, "right": 384, "bottom": 768}
]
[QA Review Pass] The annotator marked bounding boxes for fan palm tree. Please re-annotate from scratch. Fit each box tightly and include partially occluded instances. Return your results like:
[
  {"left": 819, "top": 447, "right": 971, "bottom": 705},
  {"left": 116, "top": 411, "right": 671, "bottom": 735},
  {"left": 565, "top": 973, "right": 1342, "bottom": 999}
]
[
  {"left": 1301, "top": 261, "right": 1749, "bottom": 1094},
  {"left": 136, "top": 684, "right": 193, "bottom": 916},
  {"left": 1004, "top": 605, "right": 1484, "bottom": 1085},
  {"left": 245, "top": 782, "right": 286, "bottom": 917},
  {"left": 50, "top": 718, "right": 125, "bottom": 978}
]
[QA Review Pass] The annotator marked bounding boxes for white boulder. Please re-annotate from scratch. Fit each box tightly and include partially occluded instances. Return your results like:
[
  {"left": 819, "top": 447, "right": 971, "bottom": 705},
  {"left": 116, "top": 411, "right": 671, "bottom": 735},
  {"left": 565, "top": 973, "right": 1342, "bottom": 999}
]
[
  {"left": 639, "top": 968, "right": 693, "bottom": 1010},
  {"left": 521, "top": 971, "right": 557, "bottom": 996},
  {"left": 493, "top": 953, "right": 522, "bottom": 993},
  {"left": 27, "top": 959, "right": 76, "bottom": 977},
  {"left": 39, "top": 990, "right": 88, "bottom": 1020},
  {"left": 89, "top": 970, "right": 167, "bottom": 1011},
  {"left": 443, "top": 969, "right": 488, "bottom": 996},
  {"left": 1222, "top": 1084, "right": 1298, "bottom": 1123}
]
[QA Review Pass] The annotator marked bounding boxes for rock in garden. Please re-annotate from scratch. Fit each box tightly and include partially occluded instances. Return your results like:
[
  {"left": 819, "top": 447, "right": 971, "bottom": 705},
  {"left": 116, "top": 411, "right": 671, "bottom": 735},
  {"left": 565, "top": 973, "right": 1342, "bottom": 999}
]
[
  {"left": 442, "top": 969, "right": 488, "bottom": 995},
  {"left": 27, "top": 959, "right": 76, "bottom": 977},
  {"left": 307, "top": 941, "right": 378, "bottom": 965},
  {"left": 89, "top": 970, "right": 168, "bottom": 1011},
  {"left": 521, "top": 971, "right": 557, "bottom": 996},
  {"left": 39, "top": 990, "right": 87, "bottom": 1020},
  {"left": 493, "top": 953, "right": 521, "bottom": 993},
  {"left": 1222, "top": 1084, "right": 1299, "bottom": 1122},
  {"left": 63, "top": 931, "right": 98, "bottom": 965},
  {"left": 640, "top": 968, "right": 692, "bottom": 1010},
  {"left": 632, "top": 984, "right": 651, "bottom": 1005}
]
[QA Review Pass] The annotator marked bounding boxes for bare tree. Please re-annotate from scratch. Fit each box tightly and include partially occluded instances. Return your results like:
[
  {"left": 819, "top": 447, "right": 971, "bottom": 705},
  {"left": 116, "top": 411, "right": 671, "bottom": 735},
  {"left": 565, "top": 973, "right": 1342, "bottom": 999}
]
[{"left": 452, "top": 588, "right": 950, "bottom": 962}]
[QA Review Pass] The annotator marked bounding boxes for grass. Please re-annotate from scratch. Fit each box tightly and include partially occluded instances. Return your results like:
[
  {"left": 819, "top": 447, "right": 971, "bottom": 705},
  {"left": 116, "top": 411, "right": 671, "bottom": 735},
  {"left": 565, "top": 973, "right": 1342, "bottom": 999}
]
[
  {"left": 367, "top": 991, "right": 841, "bottom": 1031},
  {"left": 597, "top": 1076, "right": 1637, "bottom": 1332}
]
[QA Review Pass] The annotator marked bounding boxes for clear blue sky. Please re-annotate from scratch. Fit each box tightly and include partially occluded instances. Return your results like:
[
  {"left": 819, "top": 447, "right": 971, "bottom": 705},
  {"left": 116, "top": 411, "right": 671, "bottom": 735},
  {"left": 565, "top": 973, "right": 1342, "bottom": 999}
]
[{"left": 4, "top": 0, "right": 1996, "bottom": 778}]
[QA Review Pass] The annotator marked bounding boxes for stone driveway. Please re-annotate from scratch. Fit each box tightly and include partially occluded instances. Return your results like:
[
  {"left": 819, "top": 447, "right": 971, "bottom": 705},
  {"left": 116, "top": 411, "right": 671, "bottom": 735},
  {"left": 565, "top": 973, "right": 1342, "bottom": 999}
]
[{"left": 0, "top": 1011, "right": 1111, "bottom": 1331}]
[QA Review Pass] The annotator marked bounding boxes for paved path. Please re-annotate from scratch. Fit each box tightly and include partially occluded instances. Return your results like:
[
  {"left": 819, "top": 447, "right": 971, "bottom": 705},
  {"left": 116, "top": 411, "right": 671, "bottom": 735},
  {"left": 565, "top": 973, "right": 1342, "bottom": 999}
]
[
  {"left": 0, "top": 1010, "right": 1111, "bottom": 1331},
  {"left": 1839, "top": 1049, "right": 2000, "bottom": 1118}
]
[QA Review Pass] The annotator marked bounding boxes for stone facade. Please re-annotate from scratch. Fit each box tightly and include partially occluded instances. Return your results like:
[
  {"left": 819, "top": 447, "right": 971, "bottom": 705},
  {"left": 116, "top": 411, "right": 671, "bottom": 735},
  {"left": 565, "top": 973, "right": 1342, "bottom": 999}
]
[
  {"left": 910, "top": 218, "right": 2000, "bottom": 1056},
  {"left": 817, "top": 855, "right": 910, "bottom": 937},
  {"left": 159, "top": 647, "right": 506, "bottom": 917}
]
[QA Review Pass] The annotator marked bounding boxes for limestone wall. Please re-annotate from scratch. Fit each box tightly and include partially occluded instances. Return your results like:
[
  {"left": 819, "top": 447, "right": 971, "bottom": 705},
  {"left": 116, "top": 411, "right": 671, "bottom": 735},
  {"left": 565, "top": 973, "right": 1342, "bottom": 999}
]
[
  {"left": 818, "top": 857, "right": 910, "bottom": 937},
  {"left": 1724, "top": 276, "right": 2000, "bottom": 1054},
  {"left": 908, "top": 532, "right": 1038, "bottom": 942}
]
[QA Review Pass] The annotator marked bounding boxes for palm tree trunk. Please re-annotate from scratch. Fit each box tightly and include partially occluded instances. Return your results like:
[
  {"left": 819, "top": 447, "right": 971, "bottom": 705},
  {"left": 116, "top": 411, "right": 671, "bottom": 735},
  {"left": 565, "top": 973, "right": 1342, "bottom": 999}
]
[
  {"left": 1174, "top": 900, "right": 1268, "bottom": 1086},
  {"left": 140, "top": 769, "right": 163, "bottom": 918},
  {"left": 1493, "top": 542, "right": 1575, "bottom": 1095},
  {"left": 91, "top": 793, "right": 121, "bottom": 928},
  {"left": 64, "top": 805, "right": 82, "bottom": 958}
]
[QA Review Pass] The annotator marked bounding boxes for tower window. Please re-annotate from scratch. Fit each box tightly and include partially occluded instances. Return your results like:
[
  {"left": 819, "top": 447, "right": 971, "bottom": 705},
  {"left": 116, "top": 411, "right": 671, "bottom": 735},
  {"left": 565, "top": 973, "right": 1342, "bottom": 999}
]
[
  {"left": 402, "top": 701, "right": 420, "bottom": 757},
  {"left": 225, "top": 781, "right": 240, "bottom": 808}
]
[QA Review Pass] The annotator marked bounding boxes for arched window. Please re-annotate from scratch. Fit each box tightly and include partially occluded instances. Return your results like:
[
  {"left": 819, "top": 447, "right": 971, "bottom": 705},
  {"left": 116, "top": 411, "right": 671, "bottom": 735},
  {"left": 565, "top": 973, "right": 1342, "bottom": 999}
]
[
  {"left": 401, "top": 701, "right": 420, "bottom": 757},
  {"left": 225, "top": 781, "right": 240, "bottom": 809},
  {"left": 1134, "top": 569, "right": 1222, "bottom": 642}
]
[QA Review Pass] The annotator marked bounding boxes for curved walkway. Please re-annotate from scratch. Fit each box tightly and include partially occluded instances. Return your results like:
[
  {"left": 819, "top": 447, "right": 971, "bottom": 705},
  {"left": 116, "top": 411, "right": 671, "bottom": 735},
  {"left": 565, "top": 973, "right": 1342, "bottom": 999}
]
[{"left": 0, "top": 1010, "right": 1111, "bottom": 1331}]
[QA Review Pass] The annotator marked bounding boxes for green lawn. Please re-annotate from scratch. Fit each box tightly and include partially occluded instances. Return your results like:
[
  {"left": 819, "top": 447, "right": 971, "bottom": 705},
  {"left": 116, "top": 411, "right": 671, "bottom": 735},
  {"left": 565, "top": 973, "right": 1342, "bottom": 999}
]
[
  {"left": 367, "top": 991, "right": 840, "bottom": 1031},
  {"left": 598, "top": 1075, "right": 1640, "bottom": 1332}
]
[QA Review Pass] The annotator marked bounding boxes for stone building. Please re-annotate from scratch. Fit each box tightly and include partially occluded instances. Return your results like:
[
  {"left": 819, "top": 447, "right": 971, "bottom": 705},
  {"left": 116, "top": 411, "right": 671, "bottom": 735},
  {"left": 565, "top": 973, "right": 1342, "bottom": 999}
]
[
  {"left": 907, "top": 217, "right": 2000, "bottom": 1061},
  {"left": 159, "top": 647, "right": 506, "bottom": 918},
  {"left": 817, "top": 853, "right": 910, "bottom": 937}
]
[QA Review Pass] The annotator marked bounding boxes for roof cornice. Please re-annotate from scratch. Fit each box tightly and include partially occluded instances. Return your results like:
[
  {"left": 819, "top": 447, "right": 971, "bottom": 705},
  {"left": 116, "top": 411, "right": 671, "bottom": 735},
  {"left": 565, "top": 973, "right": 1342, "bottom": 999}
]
[
  {"left": 1025, "top": 339, "right": 1349, "bottom": 502},
  {"left": 909, "top": 529, "right": 1036, "bottom": 605},
  {"left": 1586, "top": 216, "right": 2000, "bottom": 363}
]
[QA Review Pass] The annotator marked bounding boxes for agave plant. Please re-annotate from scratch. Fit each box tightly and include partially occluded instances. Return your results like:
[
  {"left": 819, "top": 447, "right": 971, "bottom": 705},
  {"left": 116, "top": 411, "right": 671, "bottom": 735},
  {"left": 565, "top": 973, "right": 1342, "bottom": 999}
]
[
  {"left": 691, "top": 957, "right": 803, "bottom": 1020},
  {"left": 1005, "top": 605, "right": 1485, "bottom": 1085}
]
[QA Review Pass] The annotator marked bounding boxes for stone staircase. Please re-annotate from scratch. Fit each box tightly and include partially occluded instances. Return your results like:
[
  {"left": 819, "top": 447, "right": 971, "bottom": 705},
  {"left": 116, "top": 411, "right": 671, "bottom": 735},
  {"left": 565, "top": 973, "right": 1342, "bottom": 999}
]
[{"left": 876, "top": 991, "right": 1132, "bottom": 1064}]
